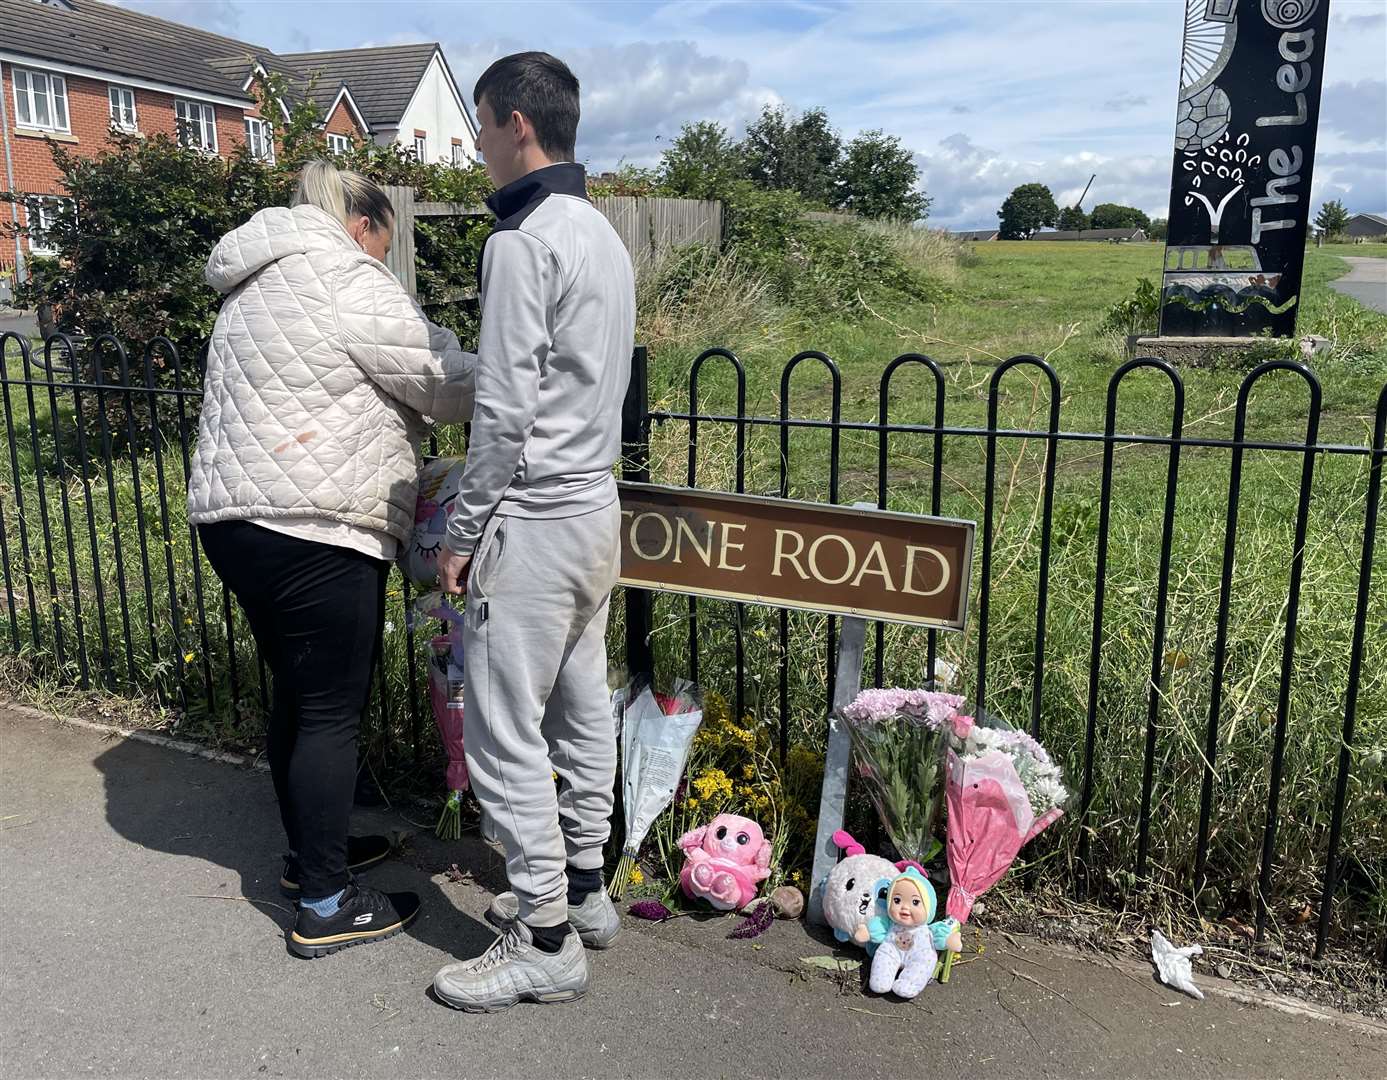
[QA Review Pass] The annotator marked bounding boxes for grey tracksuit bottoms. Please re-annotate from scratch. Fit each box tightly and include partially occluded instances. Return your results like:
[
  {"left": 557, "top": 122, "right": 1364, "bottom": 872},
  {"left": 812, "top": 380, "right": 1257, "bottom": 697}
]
[{"left": 462, "top": 500, "right": 622, "bottom": 927}]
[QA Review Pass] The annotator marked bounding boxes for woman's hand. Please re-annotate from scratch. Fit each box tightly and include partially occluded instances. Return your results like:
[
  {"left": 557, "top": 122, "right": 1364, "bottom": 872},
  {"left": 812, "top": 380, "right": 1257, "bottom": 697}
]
[{"left": 437, "top": 550, "right": 471, "bottom": 596}]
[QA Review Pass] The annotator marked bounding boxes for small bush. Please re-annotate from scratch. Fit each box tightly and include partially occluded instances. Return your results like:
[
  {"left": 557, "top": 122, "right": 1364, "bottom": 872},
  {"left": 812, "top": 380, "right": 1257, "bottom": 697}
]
[{"left": 1099, "top": 276, "right": 1161, "bottom": 336}]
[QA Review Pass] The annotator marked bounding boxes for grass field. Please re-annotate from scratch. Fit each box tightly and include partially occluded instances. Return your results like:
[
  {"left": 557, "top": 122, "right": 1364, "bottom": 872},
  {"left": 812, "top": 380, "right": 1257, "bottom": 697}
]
[
  {"left": 632, "top": 239, "right": 1386, "bottom": 959},
  {"left": 2, "top": 239, "right": 1384, "bottom": 965}
]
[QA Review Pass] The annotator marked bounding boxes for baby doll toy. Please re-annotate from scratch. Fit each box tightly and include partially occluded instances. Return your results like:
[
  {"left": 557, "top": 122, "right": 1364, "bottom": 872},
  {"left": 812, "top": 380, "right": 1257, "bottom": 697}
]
[
  {"left": 819, "top": 830, "right": 899, "bottom": 953},
  {"left": 867, "top": 867, "right": 962, "bottom": 999},
  {"left": 678, "top": 814, "right": 771, "bottom": 911}
]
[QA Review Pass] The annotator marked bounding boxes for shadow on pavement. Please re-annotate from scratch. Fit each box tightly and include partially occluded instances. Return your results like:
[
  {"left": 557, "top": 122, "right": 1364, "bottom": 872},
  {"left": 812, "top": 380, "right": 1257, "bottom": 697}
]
[{"left": 93, "top": 733, "right": 500, "bottom": 963}]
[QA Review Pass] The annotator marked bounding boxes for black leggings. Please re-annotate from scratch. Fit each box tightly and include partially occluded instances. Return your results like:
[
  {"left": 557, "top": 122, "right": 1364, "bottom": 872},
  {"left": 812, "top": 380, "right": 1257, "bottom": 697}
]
[{"left": 199, "top": 521, "right": 387, "bottom": 898}]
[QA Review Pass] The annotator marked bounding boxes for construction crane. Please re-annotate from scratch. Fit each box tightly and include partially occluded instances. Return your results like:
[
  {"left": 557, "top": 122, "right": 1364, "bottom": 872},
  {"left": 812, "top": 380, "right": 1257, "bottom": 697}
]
[{"left": 1075, "top": 173, "right": 1096, "bottom": 212}]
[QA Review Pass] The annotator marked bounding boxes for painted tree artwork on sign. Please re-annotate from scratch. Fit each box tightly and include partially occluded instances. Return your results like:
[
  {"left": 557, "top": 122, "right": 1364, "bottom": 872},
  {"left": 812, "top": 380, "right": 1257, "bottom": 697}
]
[{"left": 1159, "top": 0, "right": 1331, "bottom": 337}]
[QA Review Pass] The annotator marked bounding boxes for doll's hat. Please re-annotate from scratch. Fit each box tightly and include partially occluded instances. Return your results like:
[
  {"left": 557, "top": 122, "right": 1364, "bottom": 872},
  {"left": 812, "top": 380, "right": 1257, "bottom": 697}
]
[{"left": 893, "top": 866, "right": 937, "bottom": 917}]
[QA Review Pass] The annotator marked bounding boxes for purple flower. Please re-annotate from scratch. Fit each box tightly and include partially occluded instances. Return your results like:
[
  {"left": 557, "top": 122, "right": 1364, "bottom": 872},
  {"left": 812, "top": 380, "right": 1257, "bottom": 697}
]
[
  {"left": 629, "top": 900, "right": 674, "bottom": 921},
  {"left": 728, "top": 900, "right": 775, "bottom": 939},
  {"left": 841, "top": 687, "right": 966, "bottom": 730}
]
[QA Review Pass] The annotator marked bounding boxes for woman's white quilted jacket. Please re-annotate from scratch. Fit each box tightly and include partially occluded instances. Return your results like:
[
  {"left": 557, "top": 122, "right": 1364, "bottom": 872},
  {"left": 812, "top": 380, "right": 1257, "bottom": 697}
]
[{"left": 187, "top": 203, "right": 474, "bottom": 543}]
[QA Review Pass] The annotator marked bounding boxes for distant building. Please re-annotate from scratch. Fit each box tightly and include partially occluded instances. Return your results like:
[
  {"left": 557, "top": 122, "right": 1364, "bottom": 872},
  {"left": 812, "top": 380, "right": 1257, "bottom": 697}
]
[
  {"left": 1344, "top": 213, "right": 1387, "bottom": 241},
  {"left": 949, "top": 229, "right": 999, "bottom": 241},
  {"left": 280, "top": 44, "right": 477, "bottom": 166},
  {"left": 1, "top": 0, "right": 477, "bottom": 276},
  {"left": 1031, "top": 228, "right": 1148, "bottom": 242}
]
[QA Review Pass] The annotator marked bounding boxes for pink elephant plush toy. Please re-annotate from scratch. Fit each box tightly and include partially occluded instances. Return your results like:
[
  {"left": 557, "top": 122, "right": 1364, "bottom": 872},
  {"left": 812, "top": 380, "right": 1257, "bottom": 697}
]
[{"left": 678, "top": 814, "right": 772, "bottom": 910}]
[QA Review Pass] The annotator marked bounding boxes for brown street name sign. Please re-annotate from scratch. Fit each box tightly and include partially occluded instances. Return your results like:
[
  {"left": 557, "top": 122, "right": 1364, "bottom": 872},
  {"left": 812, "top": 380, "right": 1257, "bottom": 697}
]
[{"left": 617, "top": 483, "right": 974, "bottom": 630}]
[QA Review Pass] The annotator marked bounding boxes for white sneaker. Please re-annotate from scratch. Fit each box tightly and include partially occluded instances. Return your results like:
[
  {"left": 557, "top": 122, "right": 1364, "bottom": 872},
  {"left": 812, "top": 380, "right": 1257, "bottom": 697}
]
[
  {"left": 433, "top": 922, "right": 587, "bottom": 1013},
  {"left": 486, "top": 888, "right": 621, "bottom": 950}
]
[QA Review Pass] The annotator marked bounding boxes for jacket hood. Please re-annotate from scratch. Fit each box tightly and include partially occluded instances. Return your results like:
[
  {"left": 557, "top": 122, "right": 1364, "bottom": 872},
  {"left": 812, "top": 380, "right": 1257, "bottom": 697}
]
[{"left": 205, "top": 203, "right": 356, "bottom": 294}]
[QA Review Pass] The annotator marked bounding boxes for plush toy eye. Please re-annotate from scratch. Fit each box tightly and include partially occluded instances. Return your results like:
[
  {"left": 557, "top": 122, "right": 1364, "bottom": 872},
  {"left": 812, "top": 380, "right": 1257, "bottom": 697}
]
[
  {"left": 715, "top": 826, "right": 727, "bottom": 840},
  {"left": 877, "top": 885, "right": 889, "bottom": 900},
  {"left": 912, "top": 897, "right": 921, "bottom": 906},
  {"left": 892, "top": 896, "right": 901, "bottom": 906},
  {"left": 844, "top": 877, "right": 856, "bottom": 892},
  {"left": 736, "top": 833, "right": 749, "bottom": 845}
]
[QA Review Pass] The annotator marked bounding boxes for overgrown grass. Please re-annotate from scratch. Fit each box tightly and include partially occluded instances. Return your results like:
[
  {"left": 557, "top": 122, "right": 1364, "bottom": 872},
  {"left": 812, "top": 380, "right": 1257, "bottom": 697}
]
[{"left": 2, "top": 234, "right": 1383, "bottom": 968}]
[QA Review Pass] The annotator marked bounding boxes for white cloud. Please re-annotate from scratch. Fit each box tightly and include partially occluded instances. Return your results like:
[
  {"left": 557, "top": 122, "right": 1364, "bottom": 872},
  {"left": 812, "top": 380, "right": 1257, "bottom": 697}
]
[
  {"left": 442, "top": 38, "right": 777, "bottom": 168},
  {"left": 917, "top": 133, "right": 1171, "bottom": 228}
]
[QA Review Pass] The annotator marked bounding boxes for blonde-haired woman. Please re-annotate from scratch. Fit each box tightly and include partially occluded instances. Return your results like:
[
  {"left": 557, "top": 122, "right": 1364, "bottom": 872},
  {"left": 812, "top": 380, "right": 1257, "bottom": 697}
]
[{"left": 188, "top": 161, "right": 474, "bottom": 958}]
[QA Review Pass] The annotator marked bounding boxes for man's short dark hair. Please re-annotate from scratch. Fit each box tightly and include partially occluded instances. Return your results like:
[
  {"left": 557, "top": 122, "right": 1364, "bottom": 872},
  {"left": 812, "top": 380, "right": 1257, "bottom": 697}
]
[{"left": 474, "top": 52, "right": 580, "bottom": 162}]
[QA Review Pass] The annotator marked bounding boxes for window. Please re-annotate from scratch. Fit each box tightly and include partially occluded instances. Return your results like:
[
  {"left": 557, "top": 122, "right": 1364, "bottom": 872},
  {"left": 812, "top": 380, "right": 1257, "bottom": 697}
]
[
  {"left": 175, "top": 99, "right": 218, "bottom": 152},
  {"left": 451, "top": 142, "right": 468, "bottom": 165},
  {"left": 12, "top": 68, "right": 69, "bottom": 132},
  {"left": 326, "top": 133, "right": 351, "bottom": 156},
  {"left": 26, "top": 196, "right": 72, "bottom": 256},
  {"left": 108, "top": 85, "right": 138, "bottom": 131},
  {"left": 413, "top": 134, "right": 428, "bottom": 161},
  {"left": 244, "top": 117, "right": 275, "bottom": 162}
]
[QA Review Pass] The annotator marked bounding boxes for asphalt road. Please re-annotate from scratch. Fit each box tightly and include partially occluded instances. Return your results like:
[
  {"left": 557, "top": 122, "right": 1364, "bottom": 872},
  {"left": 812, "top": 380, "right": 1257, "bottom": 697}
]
[
  {"left": 1329, "top": 255, "right": 1387, "bottom": 313},
  {"left": 1, "top": 707, "right": 1382, "bottom": 1080}
]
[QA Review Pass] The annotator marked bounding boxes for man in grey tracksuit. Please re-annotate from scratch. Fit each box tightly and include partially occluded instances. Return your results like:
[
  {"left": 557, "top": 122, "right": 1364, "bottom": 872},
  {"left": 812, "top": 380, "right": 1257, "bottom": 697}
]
[{"left": 432, "top": 52, "right": 635, "bottom": 1013}]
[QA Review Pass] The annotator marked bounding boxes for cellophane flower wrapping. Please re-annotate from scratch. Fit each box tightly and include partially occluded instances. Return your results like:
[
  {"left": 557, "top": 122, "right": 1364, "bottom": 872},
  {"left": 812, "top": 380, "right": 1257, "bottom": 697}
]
[
  {"left": 609, "top": 679, "right": 704, "bottom": 900},
  {"left": 839, "top": 688, "right": 966, "bottom": 866},
  {"left": 943, "top": 712, "right": 1068, "bottom": 926},
  {"left": 411, "top": 592, "right": 469, "bottom": 840}
]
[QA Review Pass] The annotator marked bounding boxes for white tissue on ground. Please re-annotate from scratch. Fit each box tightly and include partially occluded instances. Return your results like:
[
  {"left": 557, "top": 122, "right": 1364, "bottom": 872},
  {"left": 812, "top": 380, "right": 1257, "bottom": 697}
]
[{"left": 1151, "top": 929, "right": 1205, "bottom": 1000}]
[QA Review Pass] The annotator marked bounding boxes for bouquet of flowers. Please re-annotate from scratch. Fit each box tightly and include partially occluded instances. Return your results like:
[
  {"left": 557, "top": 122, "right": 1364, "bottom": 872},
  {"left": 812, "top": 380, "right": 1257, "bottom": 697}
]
[
  {"left": 839, "top": 688, "right": 967, "bottom": 866},
  {"left": 609, "top": 679, "right": 704, "bottom": 900},
  {"left": 411, "top": 593, "right": 469, "bottom": 839},
  {"left": 939, "top": 713, "right": 1067, "bottom": 981}
]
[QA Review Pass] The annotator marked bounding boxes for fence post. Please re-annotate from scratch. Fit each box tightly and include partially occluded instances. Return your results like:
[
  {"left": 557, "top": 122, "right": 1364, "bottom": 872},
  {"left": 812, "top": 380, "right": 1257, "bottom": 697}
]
[
  {"left": 382, "top": 185, "right": 418, "bottom": 299},
  {"left": 621, "top": 345, "right": 654, "bottom": 679}
]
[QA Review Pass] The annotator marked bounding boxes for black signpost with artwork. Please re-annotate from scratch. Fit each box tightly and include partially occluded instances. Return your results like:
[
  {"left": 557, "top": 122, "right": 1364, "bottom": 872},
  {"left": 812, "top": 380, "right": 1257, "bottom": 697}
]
[{"left": 1159, "top": 0, "right": 1331, "bottom": 337}]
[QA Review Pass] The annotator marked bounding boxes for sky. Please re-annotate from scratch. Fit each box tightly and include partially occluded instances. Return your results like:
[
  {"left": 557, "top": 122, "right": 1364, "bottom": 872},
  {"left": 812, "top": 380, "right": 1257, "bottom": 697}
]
[{"left": 115, "top": 0, "right": 1387, "bottom": 228}]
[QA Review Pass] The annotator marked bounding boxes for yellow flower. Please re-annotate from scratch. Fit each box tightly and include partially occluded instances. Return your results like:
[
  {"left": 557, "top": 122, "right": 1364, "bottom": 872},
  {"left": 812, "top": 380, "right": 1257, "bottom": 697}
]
[
  {"left": 688, "top": 797, "right": 700, "bottom": 810},
  {"left": 628, "top": 866, "right": 644, "bottom": 886},
  {"left": 183, "top": 651, "right": 195, "bottom": 663},
  {"left": 741, "top": 765, "right": 755, "bottom": 780},
  {"left": 692, "top": 768, "right": 733, "bottom": 802}
]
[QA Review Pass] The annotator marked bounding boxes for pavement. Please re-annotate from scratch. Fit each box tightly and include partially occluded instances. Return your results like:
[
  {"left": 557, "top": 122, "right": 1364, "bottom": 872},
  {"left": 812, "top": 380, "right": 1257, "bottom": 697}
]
[
  {"left": 0, "top": 308, "right": 38, "bottom": 341},
  {"left": 1, "top": 706, "right": 1383, "bottom": 1080},
  {"left": 1329, "top": 255, "right": 1387, "bottom": 313}
]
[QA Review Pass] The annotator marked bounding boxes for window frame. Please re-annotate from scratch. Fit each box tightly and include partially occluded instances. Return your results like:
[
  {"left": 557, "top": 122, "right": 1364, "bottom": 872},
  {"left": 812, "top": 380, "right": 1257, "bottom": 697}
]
[
  {"left": 12, "top": 67, "right": 70, "bottom": 133},
  {"left": 451, "top": 142, "right": 467, "bottom": 165},
  {"left": 26, "top": 196, "right": 73, "bottom": 257},
  {"left": 412, "top": 134, "right": 428, "bottom": 161},
  {"left": 325, "top": 132, "right": 351, "bottom": 156},
  {"left": 244, "top": 116, "right": 275, "bottom": 162},
  {"left": 174, "top": 98, "right": 219, "bottom": 153},
  {"left": 108, "top": 84, "right": 138, "bottom": 132}
]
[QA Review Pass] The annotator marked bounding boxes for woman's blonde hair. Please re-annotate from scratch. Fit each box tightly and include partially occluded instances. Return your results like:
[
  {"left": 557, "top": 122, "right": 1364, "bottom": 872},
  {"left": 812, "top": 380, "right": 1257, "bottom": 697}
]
[{"left": 293, "top": 160, "right": 394, "bottom": 233}]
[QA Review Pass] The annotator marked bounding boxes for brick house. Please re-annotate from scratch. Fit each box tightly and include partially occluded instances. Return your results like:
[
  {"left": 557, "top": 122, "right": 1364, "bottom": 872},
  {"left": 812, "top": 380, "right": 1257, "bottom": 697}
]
[{"left": 0, "top": 0, "right": 478, "bottom": 279}]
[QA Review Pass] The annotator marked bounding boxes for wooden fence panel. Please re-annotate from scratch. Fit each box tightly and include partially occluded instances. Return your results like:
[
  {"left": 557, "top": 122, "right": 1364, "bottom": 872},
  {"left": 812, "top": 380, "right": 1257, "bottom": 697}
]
[
  {"left": 382, "top": 185, "right": 418, "bottom": 300},
  {"left": 382, "top": 190, "right": 722, "bottom": 297}
]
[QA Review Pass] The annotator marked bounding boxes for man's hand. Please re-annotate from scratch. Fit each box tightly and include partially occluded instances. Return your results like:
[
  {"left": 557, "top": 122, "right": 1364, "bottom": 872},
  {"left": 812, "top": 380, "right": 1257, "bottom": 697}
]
[{"left": 437, "top": 549, "right": 471, "bottom": 596}]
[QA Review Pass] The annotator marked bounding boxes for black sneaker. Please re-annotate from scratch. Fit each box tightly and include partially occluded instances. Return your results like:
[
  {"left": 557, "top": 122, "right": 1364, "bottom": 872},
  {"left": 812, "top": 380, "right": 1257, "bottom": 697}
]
[
  {"left": 287, "top": 883, "right": 420, "bottom": 959},
  {"left": 280, "top": 835, "right": 393, "bottom": 897}
]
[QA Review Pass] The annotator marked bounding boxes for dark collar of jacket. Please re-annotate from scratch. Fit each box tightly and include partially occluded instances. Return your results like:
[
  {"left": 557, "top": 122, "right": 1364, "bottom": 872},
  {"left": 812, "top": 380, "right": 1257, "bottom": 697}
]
[{"left": 485, "top": 162, "right": 589, "bottom": 227}]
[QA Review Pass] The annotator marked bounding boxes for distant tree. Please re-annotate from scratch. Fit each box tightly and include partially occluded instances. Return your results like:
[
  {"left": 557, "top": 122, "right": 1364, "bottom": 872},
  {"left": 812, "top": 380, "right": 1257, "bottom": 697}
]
[
  {"left": 1149, "top": 217, "right": 1169, "bottom": 241},
  {"left": 1057, "top": 205, "right": 1090, "bottom": 231},
  {"left": 658, "top": 121, "right": 744, "bottom": 201},
  {"left": 1313, "top": 199, "right": 1350, "bottom": 239},
  {"left": 1090, "top": 202, "right": 1151, "bottom": 230},
  {"left": 835, "top": 129, "right": 930, "bottom": 220},
  {"left": 997, "top": 183, "right": 1058, "bottom": 239},
  {"left": 741, "top": 104, "right": 841, "bottom": 205}
]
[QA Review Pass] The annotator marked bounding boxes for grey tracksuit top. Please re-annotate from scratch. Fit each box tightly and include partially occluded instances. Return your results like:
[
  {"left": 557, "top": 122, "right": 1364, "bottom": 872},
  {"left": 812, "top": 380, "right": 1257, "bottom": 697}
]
[{"left": 445, "top": 163, "right": 636, "bottom": 557}]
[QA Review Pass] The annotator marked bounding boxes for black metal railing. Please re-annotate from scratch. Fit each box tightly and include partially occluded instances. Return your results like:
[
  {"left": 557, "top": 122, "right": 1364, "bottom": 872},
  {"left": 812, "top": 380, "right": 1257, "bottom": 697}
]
[{"left": 3, "top": 331, "right": 1384, "bottom": 964}]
